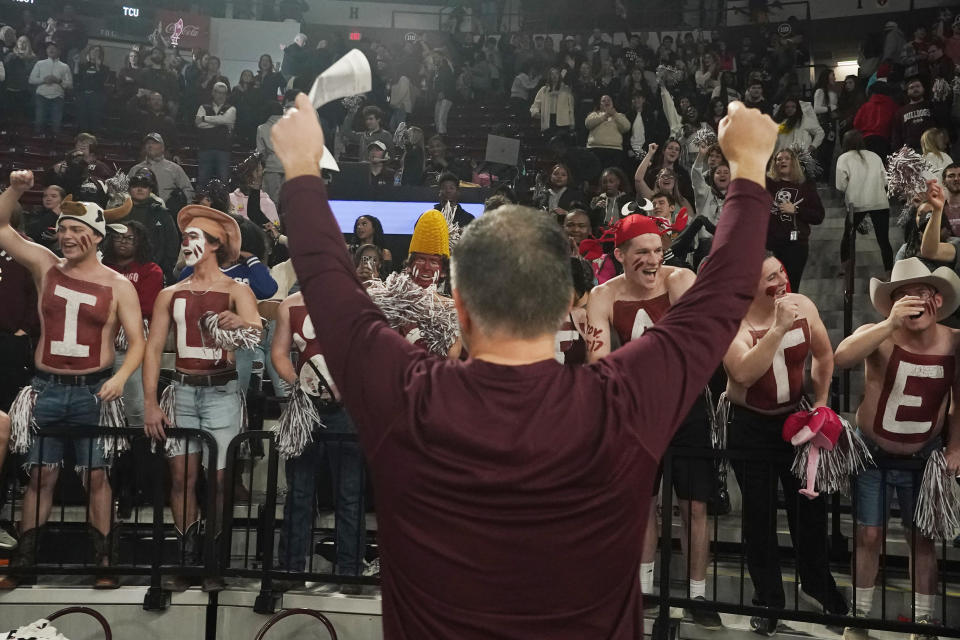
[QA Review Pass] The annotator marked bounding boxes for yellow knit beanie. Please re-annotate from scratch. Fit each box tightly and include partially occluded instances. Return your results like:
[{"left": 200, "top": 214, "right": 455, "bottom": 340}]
[{"left": 408, "top": 209, "right": 450, "bottom": 258}]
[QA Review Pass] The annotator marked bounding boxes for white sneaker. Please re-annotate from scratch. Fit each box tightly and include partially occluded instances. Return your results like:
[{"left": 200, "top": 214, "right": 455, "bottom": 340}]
[
  {"left": 843, "top": 625, "right": 868, "bottom": 640},
  {"left": 909, "top": 616, "right": 938, "bottom": 640},
  {"left": 0, "top": 529, "right": 17, "bottom": 550}
]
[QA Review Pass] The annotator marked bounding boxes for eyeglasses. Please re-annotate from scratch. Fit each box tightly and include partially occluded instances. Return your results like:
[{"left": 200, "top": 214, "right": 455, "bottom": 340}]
[{"left": 115, "top": 236, "right": 136, "bottom": 243}]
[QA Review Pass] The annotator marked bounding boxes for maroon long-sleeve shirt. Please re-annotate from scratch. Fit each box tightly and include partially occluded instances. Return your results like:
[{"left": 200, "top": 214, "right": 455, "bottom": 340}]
[
  {"left": 0, "top": 245, "right": 39, "bottom": 336},
  {"left": 283, "top": 175, "right": 771, "bottom": 639}
]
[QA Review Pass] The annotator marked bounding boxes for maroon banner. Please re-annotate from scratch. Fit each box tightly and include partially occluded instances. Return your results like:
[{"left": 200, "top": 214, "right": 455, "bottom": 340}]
[{"left": 156, "top": 10, "right": 210, "bottom": 50}]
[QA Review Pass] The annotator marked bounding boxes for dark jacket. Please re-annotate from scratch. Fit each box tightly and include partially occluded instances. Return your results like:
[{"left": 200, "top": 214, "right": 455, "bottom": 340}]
[
  {"left": 765, "top": 178, "right": 824, "bottom": 245},
  {"left": 114, "top": 196, "right": 180, "bottom": 283},
  {"left": 434, "top": 202, "right": 475, "bottom": 227},
  {"left": 280, "top": 42, "right": 310, "bottom": 81},
  {"left": 890, "top": 100, "right": 938, "bottom": 152}
]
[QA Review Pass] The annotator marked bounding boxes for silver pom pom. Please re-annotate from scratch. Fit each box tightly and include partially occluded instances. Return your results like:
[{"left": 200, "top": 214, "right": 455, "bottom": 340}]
[
  {"left": 98, "top": 396, "right": 129, "bottom": 459},
  {"left": 200, "top": 311, "right": 262, "bottom": 351},
  {"left": 273, "top": 386, "right": 324, "bottom": 459},
  {"left": 448, "top": 221, "right": 462, "bottom": 254},
  {"left": 393, "top": 121, "right": 409, "bottom": 148},
  {"left": 367, "top": 273, "right": 460, "bottom": 357},
  {"left": 9, "top": 385, "right": 39, "bottom": 454},
  {"left": 931, "top": 77, "right": 950, "bottom": 102},
  {"left": 790, "top": 143, "right": 822, "bottom": 179},
  {"left": 790, "top": 414, "right": 874, "bottom": 496},
  {"left": 159, "top": 384, "right": 182, "bottom": 458},
  {"left": 342, "top": 95, "right": 364, "bottom": 111},
  {"left": 655, "top": 64, "right": 683, "bottom": 88},
  {"left": 886, "top": 145, "right": 933, "bottom": 199},
  {"left": 915, "top": 449, "right": 960, "bottom": 540},
  {"left": 691, "top": 127, "right": 717, "bottom": 149},
  {"left": 105, "top": 169, "right": 130, "bottom": 209}
]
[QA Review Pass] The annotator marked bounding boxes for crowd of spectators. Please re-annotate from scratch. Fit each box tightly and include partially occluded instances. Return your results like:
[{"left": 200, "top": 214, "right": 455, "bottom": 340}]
[{"left": 1, "top": 0, "right": 960, "bottom": 619}]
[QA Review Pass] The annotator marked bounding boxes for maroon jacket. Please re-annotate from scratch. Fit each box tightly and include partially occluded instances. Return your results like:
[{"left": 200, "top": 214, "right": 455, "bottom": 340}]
[
  {"left": 0, "top": 245, "right": 39, "bottom": 336},
  {"left": 283, "top": 174, "right": 771, "bottom": 639},
  {"left": 853, "top": 93, "right": 899, "bottom": 140}
]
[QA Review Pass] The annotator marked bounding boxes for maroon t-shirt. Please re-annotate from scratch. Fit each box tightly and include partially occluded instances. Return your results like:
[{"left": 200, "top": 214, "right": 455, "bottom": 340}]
[{"left": 283, "top": 175, "right": 771, "bottom": 639}]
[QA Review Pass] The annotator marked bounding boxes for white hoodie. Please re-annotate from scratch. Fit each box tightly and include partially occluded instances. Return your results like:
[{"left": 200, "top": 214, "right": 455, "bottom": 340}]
[{"left": 835, "top": 149, "right": 889, "bottom": 213}]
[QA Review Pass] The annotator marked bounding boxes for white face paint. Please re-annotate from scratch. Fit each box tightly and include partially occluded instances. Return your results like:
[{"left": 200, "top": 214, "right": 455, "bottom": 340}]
[{"left": 182, "top": 227, "right": 207, "bottom": 266}]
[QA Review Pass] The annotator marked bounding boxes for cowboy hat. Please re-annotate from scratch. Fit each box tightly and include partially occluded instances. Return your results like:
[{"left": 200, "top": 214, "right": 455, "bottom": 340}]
[
  {"left": 869, "top": 257, "right": 960, "bottom": 321},
  {"left": 177, "top": 204, "right": 241, "bottom": 264}
]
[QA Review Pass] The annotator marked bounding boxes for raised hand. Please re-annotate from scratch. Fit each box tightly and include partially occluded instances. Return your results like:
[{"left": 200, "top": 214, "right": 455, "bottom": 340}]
[
  {"left": 886, "top": 295, "right": 928, "bottom": 330},
  {"left": 773, "top": 295, "right": 801, "bottom": 334},
  {"left": 270, "top": 93, "right": 326, "bottom": 180},
  {"left": 9, "top": 170, "right": 34, "bottom": 193},
  {"left": 717, "top": 101, "right": 777, "bottom": 186}
]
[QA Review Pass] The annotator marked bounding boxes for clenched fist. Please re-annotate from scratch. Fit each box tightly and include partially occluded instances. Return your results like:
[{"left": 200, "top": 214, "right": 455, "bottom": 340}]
[
  {"left": 270, "top": 93, "right": 326, "bottom": 180},
  {"left": 8, "top": 170, "right": 34, "bottom": 193},
  {"left": 717, "top": 102, "right": 777, "bottom": 186}
]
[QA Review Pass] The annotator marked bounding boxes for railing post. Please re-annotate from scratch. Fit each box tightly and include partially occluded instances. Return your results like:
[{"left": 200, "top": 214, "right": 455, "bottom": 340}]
[
  {"left": 653, "top": 450, "right": 675, "bottom": 640},
  {"left": 143, "top": 437, "right": 170, "bottom": 611},
  {"left": 842, "top": 210, "right": 856, "bottom": 413},
  {"left": 254, "top": 433, "right": 281, "bottom": 615}
]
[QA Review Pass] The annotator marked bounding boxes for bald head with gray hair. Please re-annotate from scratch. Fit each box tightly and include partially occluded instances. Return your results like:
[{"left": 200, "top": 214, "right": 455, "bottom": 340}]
[{"left": 451, "top": 205, "right": 573, "bottom": 339}]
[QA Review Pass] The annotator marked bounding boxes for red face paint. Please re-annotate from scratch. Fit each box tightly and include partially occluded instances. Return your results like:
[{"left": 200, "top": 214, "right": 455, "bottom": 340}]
[
  {"left": 925, "top": 298, "right": 937, "bottom": 319},
  {"left": 764, "top": 285, "right": 779, "bottom": 297},
  {"left": 78, "top": 234, "right": 91, "bottom": 253},
  {"left": 409, "top": 253, "right": 444, "bottom": 289}
]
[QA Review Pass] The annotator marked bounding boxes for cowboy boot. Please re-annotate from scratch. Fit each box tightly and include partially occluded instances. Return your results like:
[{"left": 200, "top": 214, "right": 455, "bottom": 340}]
[
  {"left": 164, "top": 521, "right": 200, "bottom": 593},
  {"left": 90, "top": 527, "right": 120, "bottom": 589},
  {"left": 201, "top": 529, "right": 225, "bottom": 593},
  {"left": 0, "top": 527, "right": 40, "bottom": 589}
]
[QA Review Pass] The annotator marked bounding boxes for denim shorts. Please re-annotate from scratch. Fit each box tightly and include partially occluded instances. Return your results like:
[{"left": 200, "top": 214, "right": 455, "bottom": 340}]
[
  {"left": 855, "top": 438, "right": 939, "bottom": 529},
  {"left": 26, "top": 375, "right": 109, "bottom": 470},
  {"left": 168, "top": 379, "right": 243, "bottom": 470}
]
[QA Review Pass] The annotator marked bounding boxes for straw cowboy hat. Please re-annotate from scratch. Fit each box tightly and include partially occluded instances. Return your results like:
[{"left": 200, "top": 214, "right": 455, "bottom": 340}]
[
  {"left": 177, "top": 204, "right": 242, "bottom": 264},
  {"left": 869, "top": 257, "right": 960, "bottom": 321}
]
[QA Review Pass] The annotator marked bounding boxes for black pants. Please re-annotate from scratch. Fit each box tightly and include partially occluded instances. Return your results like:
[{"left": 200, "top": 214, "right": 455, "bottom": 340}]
[
  {"left": 840, "top": 208, "right": 894, "bottom": 271},
  {"left": 589, "top": 147, "right": 624, "bottom": 171},
  {"left": 816, "top": 137, "right": 835, "bottom": 183},
  {"left": 768, "top": 241, "right": 809, "bottom": 292},
  {"left": 728, "top": 405, "right": 844, "bottom": 611},
  {"left": 0, "top": 333, "right": 33, "bottom": 411}
]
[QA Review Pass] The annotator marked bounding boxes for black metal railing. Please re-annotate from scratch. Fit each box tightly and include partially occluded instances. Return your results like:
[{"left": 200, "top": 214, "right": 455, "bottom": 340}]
[
  {"left": 653, "top": 445, "right": 960, "bottom": 639},
  {"left": 3, "top": 425, "right": 958, "bottom": 640},
  {"left": 0, "top": 426, "right": 219, "bottom": 610},
  {"left": 221, "top": 430, "right": 377, "bottom": 613}
]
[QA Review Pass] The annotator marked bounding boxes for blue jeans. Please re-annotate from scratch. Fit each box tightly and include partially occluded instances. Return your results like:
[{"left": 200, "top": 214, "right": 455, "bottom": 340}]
[
  {"left": 277, "top": 408, "right": 366, "bottom": 575},
  {"left": 169, "top": 379, "right": 243, "bottom": 470},
  {"left": 34, "top": 95, "right": 64, "bottom": 135},
  {"left": 26, "top": 374, "right": 108, "bottom": 469},
  {"left": 113, "top": 351, "right": 144, "bottom": 427},
  {"left": 855, "top": 437, "right": 939, "bottom": 529},
  {"left": 197, "top": 150, "right": 231, "bottom": 188}
]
